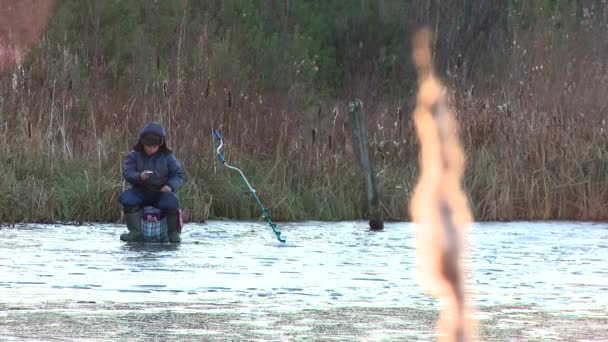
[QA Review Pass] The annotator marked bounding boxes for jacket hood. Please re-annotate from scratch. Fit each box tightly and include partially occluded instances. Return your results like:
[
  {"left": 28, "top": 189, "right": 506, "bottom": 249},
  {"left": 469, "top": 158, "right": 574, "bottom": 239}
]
[
  {"left": 140, "top": 122, "right": 167, "bottom": 139},
  {"left": 133, "top": 122, "right": 171, "bottom": 153}
]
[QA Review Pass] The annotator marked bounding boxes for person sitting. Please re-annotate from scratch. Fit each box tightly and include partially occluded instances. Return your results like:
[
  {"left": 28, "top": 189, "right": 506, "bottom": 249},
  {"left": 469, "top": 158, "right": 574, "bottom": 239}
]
[{"left": 118, "top": 122, "right": 186, "bottom": 243}]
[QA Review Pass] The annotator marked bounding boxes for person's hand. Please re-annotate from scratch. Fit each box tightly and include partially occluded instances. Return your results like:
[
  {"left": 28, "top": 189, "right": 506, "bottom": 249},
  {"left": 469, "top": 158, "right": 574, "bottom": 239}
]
[
  {"left": 140, "top": 170, "right": 153, "bottom": 181},
  {"left": 160, "top": 185, "right": 172, "bottom": 193}
]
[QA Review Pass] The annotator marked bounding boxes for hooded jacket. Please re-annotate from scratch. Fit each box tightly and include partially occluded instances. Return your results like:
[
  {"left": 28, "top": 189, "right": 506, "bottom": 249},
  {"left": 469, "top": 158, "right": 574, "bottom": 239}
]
[{"left": 122, "top": 122, "right": 185, "bottom": 193}]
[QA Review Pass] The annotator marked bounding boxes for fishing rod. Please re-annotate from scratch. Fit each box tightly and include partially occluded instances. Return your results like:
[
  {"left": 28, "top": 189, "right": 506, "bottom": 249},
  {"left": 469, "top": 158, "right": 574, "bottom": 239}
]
[{"left": 213, "top": 130, "right": 286, "bottom": 243}]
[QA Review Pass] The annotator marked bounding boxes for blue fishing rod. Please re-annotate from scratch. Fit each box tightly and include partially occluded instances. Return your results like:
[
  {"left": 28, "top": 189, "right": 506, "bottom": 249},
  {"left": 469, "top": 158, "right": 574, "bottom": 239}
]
[{"left": 213, "top": 130, "right": 286, "bottom": 243}]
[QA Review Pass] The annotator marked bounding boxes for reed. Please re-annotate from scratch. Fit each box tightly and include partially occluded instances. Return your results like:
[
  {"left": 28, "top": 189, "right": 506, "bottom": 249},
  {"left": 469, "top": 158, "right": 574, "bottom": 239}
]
[
  {"left": 2, "top": 12, "right": 607, "bottom": 223},
  {"left": 1, "top": 76, "right": 606, "bottom": 224}
]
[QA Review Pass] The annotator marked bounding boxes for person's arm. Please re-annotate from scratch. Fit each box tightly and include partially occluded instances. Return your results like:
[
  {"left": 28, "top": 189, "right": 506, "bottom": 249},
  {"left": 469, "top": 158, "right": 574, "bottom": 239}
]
[
  {"left": 166, "top": 154, "right": 185, "bottom": 192},
  {"left": 123, "top": 152, "right": 143, "bottom": 186}
]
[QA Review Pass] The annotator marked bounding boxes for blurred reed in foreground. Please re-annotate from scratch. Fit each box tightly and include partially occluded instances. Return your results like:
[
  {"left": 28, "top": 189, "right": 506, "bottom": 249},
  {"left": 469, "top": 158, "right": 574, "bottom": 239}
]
[{"left": 410, "top": 29, "right": 475, "bottom": 341}]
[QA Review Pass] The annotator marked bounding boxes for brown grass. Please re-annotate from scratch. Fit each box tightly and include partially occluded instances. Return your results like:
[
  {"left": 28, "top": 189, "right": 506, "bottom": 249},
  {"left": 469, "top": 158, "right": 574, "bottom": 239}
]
[{"left": 0, "top": 3, "right": 606, "bottom": 223}]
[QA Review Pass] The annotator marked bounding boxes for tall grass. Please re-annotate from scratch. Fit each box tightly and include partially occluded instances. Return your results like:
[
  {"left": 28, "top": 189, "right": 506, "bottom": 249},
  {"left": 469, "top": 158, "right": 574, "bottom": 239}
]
[{"left": 1, "top": 10, "right": 607, "bottom": 223}]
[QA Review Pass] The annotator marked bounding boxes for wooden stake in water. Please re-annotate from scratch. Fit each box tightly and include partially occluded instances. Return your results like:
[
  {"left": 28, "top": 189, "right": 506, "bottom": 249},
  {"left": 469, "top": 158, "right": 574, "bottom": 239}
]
[{"left": 348, "top": 99, "right": 384, "bottom": 231}]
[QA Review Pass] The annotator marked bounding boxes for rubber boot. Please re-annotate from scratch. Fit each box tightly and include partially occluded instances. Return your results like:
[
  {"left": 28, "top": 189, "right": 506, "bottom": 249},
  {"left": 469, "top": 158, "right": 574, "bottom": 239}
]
[
  {"left": 165, "top": 213, "right": 181, "bottom": 243},
  {"left": 120, "top": 207, "right": 143, "bottom": 242}
]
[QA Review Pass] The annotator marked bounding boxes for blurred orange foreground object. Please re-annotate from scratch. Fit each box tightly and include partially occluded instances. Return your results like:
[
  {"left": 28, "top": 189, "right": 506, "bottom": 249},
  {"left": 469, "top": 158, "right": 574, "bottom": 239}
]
[
  {"left": 0, "top": 0, "right": 55, "bottom": 70},
  {"left": 410, "top": 28, "right": 476, "bottom": 342}
]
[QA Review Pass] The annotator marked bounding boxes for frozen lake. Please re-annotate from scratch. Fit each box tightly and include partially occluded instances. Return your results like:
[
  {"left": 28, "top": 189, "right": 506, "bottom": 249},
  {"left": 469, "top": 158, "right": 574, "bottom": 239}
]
[{"left": 1, "top": 221, "right": 607, "bottom": 340}]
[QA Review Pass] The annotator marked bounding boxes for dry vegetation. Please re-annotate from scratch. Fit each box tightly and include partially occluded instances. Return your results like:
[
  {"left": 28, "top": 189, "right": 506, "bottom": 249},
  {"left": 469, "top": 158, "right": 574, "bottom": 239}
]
[{"left": 0, "top": 2, "right": 606, "bottom": 223}]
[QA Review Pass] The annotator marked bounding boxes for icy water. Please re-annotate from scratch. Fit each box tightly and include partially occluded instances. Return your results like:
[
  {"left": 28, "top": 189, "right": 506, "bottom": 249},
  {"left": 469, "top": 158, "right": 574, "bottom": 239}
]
[{"left": 1, "top": 221, "right": 607, "bottom": 341}]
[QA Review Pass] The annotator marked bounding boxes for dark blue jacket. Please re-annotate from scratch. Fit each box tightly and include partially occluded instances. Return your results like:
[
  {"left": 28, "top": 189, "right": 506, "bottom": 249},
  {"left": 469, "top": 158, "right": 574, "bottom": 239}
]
[
  {"left": 123, "top": 151, "right": 185, "bottom": 193},
  {"left": 123, "top": 122, "right": 185, "bottom": 193}
]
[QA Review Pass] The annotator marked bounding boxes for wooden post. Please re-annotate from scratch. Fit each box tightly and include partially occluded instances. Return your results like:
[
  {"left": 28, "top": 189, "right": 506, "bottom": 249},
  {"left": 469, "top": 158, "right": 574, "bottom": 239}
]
[{"left": 348, "top": 99, "right": 384, "bottom": 231}]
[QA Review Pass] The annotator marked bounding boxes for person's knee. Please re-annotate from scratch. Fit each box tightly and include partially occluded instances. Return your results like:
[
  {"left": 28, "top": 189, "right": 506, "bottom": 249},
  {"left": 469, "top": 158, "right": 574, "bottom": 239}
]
[
  {"left": 119, "top": 190, "right": 142, "bottom": 208},
  {"left": 157, "top": 193, "right": 180, "bottom": 212}
]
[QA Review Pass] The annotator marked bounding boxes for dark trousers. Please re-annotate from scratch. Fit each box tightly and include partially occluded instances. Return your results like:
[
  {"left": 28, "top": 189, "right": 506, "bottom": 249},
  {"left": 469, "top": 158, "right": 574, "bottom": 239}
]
[{"left": 119, "top": 188, "right": 180, "bottom": 214}]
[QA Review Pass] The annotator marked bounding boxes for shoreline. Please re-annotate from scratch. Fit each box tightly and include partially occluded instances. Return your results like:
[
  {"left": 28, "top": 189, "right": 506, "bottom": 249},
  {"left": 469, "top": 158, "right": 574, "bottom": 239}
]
[{"left": 1, "top": 302, "right": 606, "bottom": 341}]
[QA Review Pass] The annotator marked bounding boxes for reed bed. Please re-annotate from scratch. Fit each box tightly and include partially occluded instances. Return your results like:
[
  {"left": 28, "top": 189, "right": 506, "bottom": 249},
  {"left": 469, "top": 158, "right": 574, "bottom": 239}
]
[{"left": 1, "top": 21, "right": 606, "bottom": 224}]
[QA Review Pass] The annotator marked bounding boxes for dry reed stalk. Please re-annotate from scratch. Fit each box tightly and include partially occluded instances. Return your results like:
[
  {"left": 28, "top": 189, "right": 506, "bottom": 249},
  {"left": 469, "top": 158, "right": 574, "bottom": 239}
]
[{"left": 410, "top": 29, "right": 476, "bottom": 341}]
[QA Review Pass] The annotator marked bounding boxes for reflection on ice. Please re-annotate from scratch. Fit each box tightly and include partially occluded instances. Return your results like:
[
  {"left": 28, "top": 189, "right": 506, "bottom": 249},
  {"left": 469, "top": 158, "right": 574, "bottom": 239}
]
[{"left": 0, "top": 221, "right": 606, "bottom": 317}]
